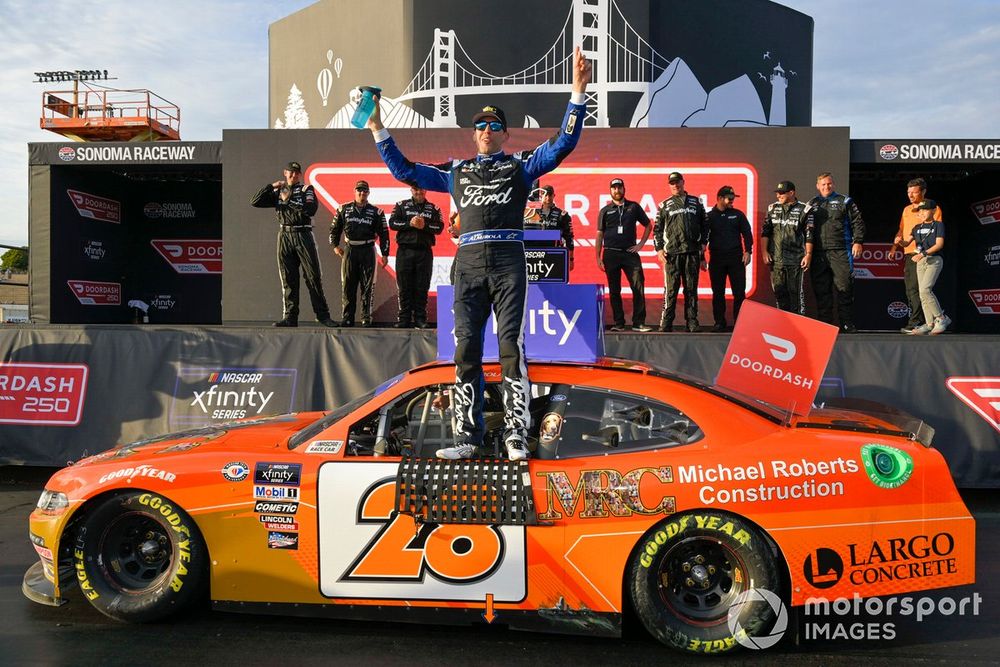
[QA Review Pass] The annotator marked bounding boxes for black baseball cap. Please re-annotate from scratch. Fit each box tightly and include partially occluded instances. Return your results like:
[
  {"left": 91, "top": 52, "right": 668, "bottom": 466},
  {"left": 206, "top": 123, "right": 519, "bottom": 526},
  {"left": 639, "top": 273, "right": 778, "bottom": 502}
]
[
  {"left": 916, "top": 199, "right": 937, "bottom": 210},
  {"left": 355, "top": 180, "right": 370, "bottom": 191},
  {"left": 542, "top": 185, "right": 555, "bottom": 195},
  {"left": 610, "top": 178, "right": 625, "bottom": 188},
  {"left": 668, "top": 171, "right": 684, "bottom": 183},
  {"left": 775, "top": 180, "right": 796, "bottom": 193},
  {"left": 717, "top": 185, "right": 740, "bottom": 199},
  {"left": 286, "top": 161, "right": 302, "bottom": 173},
  {"left": 472, "top": 105, "right": 507, "bottom": 130}
]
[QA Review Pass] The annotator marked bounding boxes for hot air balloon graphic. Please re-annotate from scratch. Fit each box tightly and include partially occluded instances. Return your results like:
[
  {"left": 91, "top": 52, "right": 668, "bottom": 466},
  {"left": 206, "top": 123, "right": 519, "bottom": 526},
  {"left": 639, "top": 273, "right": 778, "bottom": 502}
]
[
  {"left": 334, "top": 57, "right": 343, "bottom": 78},
  {"left": 317, "top": 67, "right": 333, "bottom": 107}
]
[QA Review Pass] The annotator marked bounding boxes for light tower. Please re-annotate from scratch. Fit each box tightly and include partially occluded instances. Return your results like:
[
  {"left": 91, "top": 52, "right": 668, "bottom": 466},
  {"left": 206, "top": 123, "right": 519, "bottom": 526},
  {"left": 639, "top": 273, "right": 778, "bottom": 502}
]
[{"left": 768, "top": 62, "right": 788, "bottom": 127}]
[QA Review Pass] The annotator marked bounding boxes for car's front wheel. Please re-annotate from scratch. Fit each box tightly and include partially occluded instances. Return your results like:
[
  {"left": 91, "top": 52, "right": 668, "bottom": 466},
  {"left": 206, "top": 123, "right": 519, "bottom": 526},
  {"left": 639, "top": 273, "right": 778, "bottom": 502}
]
[
  {"left": 628, "top": 510, "right": 785, "bottom": 654},
  {"left": 73, "top": 491, "right": 207, "bottom": 621}
]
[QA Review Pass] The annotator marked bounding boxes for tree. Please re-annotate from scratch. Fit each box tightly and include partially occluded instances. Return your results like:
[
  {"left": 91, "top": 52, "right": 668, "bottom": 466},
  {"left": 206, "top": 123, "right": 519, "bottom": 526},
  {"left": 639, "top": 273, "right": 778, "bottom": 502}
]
[
  {"left": 282, "top": 84, "right": 310, "bottom": 129},
  {"left": 0, "top": 247, "right": 27, "bottom": 272}
]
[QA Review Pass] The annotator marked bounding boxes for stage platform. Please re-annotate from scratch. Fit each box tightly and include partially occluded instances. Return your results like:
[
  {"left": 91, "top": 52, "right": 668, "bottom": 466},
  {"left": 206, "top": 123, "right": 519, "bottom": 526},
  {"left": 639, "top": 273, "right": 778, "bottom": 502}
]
[{"left": 1, "top": 324, "right": 996, "bottom": 487}]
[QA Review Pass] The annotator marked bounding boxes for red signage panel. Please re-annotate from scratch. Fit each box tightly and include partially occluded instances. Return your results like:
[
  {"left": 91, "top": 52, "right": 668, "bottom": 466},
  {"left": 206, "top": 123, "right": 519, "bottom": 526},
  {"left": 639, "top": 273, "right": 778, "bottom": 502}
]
[
  {"left": 0, "top": 363, "right": 89, "bottom": 426},
  {"left": 716, "top": 300, "right": 839, "bottom": 415},
  {"left": 67, "top": 280, "right": 121, "bottom": 306},
  {"left": 151, "top": 239, "right": 223, "bottom": 274},
  {"left": 307, "top": 162, "right": 758, "bottom": 298}
]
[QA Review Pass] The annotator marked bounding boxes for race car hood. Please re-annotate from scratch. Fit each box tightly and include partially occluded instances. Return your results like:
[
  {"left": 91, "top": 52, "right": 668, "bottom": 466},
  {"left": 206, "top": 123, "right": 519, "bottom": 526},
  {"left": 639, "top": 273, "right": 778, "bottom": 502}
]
[{"left": 70, "top": 412, "right": 322, "bottom": 468}]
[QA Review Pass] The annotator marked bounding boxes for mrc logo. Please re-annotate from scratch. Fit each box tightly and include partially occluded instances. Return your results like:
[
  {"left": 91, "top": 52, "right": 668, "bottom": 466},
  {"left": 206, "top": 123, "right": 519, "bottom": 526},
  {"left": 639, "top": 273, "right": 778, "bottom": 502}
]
[{"left": 307, "top": 163, "right": 758, "bottom": 298}]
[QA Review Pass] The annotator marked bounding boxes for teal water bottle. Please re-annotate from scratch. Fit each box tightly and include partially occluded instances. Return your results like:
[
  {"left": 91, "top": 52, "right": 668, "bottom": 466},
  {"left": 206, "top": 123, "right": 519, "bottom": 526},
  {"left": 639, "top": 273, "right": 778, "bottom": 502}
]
[{"left": 350, "top": 86, "right": 382, "bottom": 129}]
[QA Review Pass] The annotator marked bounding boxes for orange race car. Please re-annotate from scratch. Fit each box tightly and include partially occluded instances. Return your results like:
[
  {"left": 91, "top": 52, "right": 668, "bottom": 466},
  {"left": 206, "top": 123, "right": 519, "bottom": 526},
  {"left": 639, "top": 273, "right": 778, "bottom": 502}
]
[{"left": 24, "top": 358, "right": 975, "bottom": 654}]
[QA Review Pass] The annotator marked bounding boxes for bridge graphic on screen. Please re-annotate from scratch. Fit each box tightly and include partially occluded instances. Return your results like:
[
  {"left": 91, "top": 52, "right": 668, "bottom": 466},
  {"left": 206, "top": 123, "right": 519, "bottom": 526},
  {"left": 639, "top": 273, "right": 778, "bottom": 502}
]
[{"left": 318, "top": 0, "right": 791, "bottom": 130}]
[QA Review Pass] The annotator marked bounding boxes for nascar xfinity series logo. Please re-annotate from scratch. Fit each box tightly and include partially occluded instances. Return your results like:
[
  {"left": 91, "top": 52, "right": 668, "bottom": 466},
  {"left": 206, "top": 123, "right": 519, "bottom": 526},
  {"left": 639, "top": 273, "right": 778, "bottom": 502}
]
[{"left": 169, "top": 367, "right": 297, "bottom": 428}]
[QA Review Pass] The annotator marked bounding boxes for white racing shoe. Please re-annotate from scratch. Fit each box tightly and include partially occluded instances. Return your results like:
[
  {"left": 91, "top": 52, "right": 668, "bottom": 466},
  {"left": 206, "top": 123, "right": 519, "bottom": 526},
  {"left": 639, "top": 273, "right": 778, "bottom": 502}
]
[
  {"left": 505, "top": 437, "right": 530, "bottom": 462},
  {"left": 436, "top": 443, "right": 477, "bottom": 460}
]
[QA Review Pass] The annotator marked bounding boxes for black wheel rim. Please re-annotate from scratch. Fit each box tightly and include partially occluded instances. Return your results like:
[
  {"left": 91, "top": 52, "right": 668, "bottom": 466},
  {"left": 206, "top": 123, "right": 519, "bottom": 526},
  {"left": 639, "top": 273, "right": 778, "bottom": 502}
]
[
  {"left": 97, "top": 511, "right": 173, "bottom": 592},
  {"left": 656, "top": 536, "right": 748, "bottom": 626}
]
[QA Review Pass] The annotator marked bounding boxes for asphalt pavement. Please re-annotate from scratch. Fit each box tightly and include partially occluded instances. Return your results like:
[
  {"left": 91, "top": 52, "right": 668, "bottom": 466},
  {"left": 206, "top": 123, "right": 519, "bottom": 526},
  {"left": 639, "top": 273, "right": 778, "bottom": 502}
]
[{"left": 2, "top": 466, "right": 997, "bottom": 666}]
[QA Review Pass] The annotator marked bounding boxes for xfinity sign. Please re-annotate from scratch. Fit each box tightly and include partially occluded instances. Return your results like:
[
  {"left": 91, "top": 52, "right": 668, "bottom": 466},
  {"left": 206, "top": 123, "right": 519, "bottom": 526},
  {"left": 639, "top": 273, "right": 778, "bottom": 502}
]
[{"left": 436, "top": 284, "right": 604, "bottom": 362}]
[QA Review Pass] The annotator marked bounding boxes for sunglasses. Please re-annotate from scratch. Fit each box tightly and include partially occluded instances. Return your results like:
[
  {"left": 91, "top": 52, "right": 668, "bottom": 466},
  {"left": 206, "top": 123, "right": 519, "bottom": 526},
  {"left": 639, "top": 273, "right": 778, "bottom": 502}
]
[
  {"left": 355, "top": 187, "right": 369, "bottom": 192},
  {"left": 474, "top": 120, "right": 504, "bottom": 132}
]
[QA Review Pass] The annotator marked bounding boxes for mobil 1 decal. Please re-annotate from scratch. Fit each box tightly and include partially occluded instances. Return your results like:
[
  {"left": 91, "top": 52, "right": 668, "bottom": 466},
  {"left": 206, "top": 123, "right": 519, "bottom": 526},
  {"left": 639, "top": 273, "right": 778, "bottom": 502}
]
[
  {"left": 169, "top": 366, "right": 297, "bottom": 428},
  {"left": 317, "top": 462, "right": 526, "bottom": 602}
]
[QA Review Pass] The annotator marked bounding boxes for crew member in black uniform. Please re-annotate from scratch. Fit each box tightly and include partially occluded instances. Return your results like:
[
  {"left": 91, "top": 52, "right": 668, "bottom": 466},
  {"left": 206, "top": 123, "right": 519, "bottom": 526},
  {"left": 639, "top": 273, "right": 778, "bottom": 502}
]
[
  {"left": 250, "top": 161, "right": 335, "bottom": 328},
  {"left": 369, "top": 47, "right": 591, "bottom": 461},
  {"left": 595, "top": 178, "right": 652, "bottom": 332},
  {"left": 654, "top": 172, "right": 708, "bottom": 332},
  {"left": 329, "top": 180, "right": 389, "bottom": 327},
  {"left": 762, "top": 181, "right": 813, "bottom": 313},
  {"left": 706, "top": 186, "right": 753, "bottom": 331},
  {"left": 525, "top": 184, "right": 575, "bottom": 270},
  {"left": 388, "top": 185, "right": 443, "bottom": 328},
  {"left": 805, "top": 172, "right": 865, "bottom": 332}
]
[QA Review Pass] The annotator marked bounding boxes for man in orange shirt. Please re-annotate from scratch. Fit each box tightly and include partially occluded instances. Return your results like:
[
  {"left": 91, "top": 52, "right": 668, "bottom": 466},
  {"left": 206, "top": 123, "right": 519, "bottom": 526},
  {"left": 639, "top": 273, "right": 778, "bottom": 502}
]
[{"left": 893, "top": 178, "right": 942, "bottom": 333}]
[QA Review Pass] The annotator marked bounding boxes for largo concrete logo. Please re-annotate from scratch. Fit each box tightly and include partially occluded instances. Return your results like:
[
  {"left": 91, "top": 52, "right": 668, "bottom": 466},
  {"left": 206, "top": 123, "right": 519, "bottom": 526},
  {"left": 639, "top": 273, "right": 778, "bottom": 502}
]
[{"left": 170, "top": 367, "right": 298, "bottom": 428}]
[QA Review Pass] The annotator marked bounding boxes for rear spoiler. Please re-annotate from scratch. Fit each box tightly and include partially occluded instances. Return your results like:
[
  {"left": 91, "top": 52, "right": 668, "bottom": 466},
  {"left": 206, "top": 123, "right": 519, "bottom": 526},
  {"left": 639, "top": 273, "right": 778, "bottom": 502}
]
[{"left": 798, "top": 397, "right": 935, "bottom": 447}]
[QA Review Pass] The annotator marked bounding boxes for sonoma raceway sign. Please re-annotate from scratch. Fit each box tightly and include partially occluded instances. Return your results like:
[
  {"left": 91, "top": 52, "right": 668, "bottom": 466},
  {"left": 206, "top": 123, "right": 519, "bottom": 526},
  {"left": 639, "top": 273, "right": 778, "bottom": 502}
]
[{"left": 307, "top": 163, "right": 758, "bottom": 297}]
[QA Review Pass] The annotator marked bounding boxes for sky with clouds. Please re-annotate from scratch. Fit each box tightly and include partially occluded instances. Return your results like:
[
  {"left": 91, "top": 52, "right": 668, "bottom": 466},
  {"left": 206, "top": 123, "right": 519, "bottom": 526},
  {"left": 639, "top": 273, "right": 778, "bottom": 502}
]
[{"left": 1, "top": 0, "right": 997, "bottom": 246}]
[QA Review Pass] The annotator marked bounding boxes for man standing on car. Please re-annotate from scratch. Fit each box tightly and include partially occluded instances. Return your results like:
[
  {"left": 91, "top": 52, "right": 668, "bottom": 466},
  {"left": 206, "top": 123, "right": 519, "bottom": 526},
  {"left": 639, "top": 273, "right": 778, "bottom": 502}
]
[
  {"left": 389, "top": 185, "right": 444, "bottom": 328},
  {"left": 329, "top": 180, "right": 389, "bottom": 327},
  {"left": 893, "top": 178, "right": 941, "bottom": 333},
  {"left": 762, "top": 181, "right": 813, "bottom": 314},
  {"left": 595, "top": 178, "right": 652, "bottom": 332},
  {"left": 250, "top": 161, "right": 336, "bottom": 328},
  {"left": 706, "top": 186, "right": 753, "bottom": 331},
  {"left": 654, "top": 172, "right": 708, "bottom": 332},
  {"left": 805, "top": 172, "right": 865, "bottom": 333},
  {"left": 366, "top": 47, "right": 592, "bottom": 461}
]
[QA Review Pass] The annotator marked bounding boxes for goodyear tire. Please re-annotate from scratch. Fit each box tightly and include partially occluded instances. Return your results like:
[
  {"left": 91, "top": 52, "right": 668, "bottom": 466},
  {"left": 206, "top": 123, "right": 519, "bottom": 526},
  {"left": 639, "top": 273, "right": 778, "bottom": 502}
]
[
  {"left": 628, "top": 511, "right": 784, "bottom": 654},
  {"left": 73, "top": 491, "right": 207, "bottom": 622}
]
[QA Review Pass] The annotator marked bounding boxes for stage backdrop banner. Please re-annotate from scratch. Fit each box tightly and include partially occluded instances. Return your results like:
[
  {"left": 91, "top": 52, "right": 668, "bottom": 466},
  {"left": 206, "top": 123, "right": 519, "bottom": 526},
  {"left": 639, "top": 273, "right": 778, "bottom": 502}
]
[
  {"left": 223, "top": 126, "right": 848, "bottom": 325},
  {"left": 0, "top": 327, "right": 997, "bottom": 488}
]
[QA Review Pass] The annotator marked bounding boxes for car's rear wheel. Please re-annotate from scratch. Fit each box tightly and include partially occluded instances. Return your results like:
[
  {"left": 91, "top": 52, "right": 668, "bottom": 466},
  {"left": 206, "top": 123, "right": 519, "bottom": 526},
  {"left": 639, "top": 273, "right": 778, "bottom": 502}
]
[
  {"left": 73, "top": 491, "right": 207, "bottom": 622},
  {"left": 628, "top": 510, "right": 785, "bottom": 654}
]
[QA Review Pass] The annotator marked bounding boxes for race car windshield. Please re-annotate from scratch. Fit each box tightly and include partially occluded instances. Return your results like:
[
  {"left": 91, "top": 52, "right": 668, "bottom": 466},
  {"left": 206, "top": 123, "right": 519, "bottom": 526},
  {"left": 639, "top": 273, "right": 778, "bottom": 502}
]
[{"left": 287, "top": 389, "right": 377, "bottom": 449}]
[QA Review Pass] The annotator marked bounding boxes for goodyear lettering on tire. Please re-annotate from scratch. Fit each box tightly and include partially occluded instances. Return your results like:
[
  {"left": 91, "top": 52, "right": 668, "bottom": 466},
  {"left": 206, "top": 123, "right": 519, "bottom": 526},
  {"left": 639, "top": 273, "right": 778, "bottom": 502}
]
[
  {"left": 137, "top": 493, "right": 192, "bottom": 591},
  {"left": 640, "top": 514, "right": 752, "bottom": 568}
]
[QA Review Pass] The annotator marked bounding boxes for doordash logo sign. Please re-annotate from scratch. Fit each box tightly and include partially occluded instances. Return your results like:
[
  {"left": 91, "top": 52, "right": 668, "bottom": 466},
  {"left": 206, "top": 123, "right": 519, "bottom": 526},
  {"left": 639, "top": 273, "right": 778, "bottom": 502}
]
[
  {"left": 717, "top": 301, "right": 838, "bottom": 415},
  {"left": 151, "top": 240, "right": 223, "bottom": 274},
  {"left": 969, "top": 288, "right": 1000, "bottom": 315},
  {"left": 762, "top": 333, "right": 796, "bottom": 362},
  {"left": 67, "top": 189, "right": 121, "bottom": 224},
  {"left": 67, "top": 280, "right": 121, "bottom": 306},
  {"left": 0, "top": 363, "right": 89, "bottom": 426},
  {"left": 946, "top": 377, "right": 1000, "bottom": 434}
]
